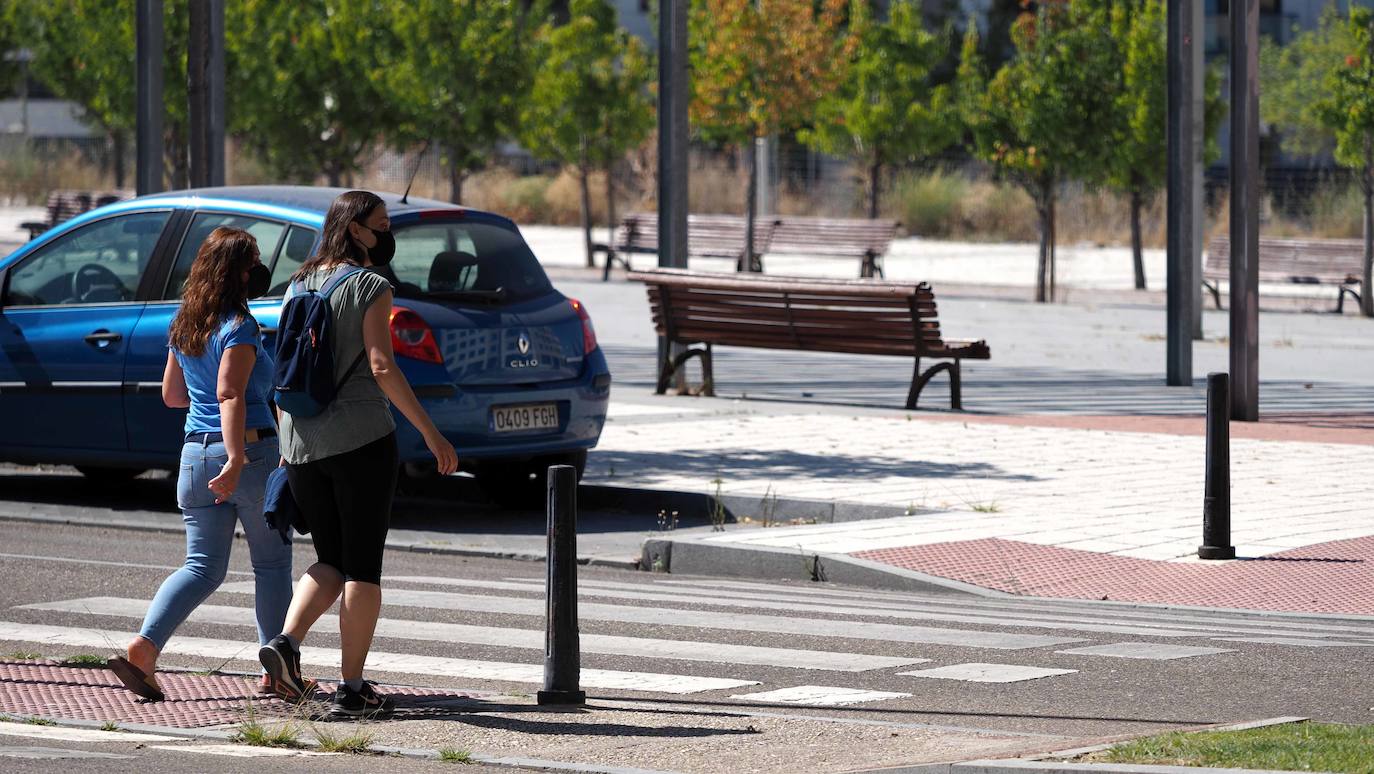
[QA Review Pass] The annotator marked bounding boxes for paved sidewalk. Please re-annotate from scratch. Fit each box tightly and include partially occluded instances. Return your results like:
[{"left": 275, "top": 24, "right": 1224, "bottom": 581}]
[{"left": 595, "top": 395, "right": 1374, "bottom": 614}]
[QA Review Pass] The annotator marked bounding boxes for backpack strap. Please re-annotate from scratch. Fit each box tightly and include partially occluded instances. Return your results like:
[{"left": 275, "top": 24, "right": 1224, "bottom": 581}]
[{"left": 318, "top": 265, "right": 368, "bottom": 298}]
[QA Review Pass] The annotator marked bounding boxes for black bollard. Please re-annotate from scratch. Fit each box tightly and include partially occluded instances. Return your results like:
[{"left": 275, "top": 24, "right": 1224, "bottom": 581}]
[
  {"left": 1199, "top": 372, "right": 1237, "bottom": 559},
  {"left": 538, "top": 465, "right": 586, "bottom": 705}
]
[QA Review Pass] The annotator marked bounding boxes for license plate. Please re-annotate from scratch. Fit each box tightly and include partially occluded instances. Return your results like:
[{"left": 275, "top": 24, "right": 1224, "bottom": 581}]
[{"left": 491, "top": 403, "right": 559, "bottom": 433}]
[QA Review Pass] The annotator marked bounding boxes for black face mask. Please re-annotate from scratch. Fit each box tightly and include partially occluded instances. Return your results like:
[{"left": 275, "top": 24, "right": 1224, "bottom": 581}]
[
  {"left": 245, "top": 263, "right": 271, "bottom": 299},
  {"left": 358, "top": 225, "right": 396, "bottom": 267}
]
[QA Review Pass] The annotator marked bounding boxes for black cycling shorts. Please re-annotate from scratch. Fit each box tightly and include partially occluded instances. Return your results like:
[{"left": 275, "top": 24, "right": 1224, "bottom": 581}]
[{"left": 285, "top": 432, "right": 398, "bottom": 585}]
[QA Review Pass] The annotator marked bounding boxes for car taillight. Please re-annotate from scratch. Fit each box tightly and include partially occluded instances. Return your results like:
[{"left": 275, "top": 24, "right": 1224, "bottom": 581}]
[
  {"left": 390, "top": 306, "right": 442, "bottom": 363},
  {"left": 569, "top": 298, "right": 597, "bottom": 354}
]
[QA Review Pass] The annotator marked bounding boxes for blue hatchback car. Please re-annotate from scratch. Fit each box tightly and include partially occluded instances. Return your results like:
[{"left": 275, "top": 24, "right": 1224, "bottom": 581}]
[{"left": 0, "top": 186, "right": 611, "bottom": 501}]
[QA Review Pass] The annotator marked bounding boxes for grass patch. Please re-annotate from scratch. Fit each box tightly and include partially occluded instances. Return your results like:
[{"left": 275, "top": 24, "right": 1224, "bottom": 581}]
[
  {"left": 439, "top": 747, "right": 475, "bottom": 763},
  {"left": 313, "top": 724, "right": 375, "bottom": 754},
  {"left": 232, "top": 718, "right": 302, "bottom": 748},
  {"left": 1083, "top": 721, "right": 1374, "bottom": 773},
  {"left": 59, "top": 654, "right": 107, "bottom": 667},
  {"left": 4, "top": 651, "right": 41, "bottom": 661},
  {"left": 25, "top": 717, "right": 56, "bottom": 726},
  {"left": 100, "top": 721, "right": 119, "bottom": 732},
  {"left": 971, "top": 502, "right": 1002, "bottom": 513}
]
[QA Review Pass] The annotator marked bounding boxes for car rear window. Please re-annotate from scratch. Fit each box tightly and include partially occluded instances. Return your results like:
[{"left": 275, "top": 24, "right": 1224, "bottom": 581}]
[{"left": 385, "top": 219, "right": 552, "bottom": 304}]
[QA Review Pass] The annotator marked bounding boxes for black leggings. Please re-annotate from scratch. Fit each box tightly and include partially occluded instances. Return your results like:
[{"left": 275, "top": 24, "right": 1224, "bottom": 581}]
[{"left": 286, "top": 433, "right": 398, "bottom": 585}]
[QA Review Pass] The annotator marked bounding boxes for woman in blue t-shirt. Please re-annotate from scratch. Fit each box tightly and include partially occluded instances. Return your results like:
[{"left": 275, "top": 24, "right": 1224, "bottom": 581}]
[{"left": 108, "top": 227, "right": 292, "bottom": 702}]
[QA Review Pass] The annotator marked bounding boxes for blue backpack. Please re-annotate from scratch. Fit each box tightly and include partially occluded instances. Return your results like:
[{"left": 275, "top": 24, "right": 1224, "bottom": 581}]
[{"left": 272, "top": 266, "right": 367, "bottom": 418}]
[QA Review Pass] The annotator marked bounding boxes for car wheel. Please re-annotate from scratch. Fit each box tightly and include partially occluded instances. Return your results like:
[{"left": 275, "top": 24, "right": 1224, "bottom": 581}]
[
  {"left": 75, "top": 466, "right": 146, "bottom": 483},
  {"left": 475, "top": 451, "right": 587, "bottom": 510}
]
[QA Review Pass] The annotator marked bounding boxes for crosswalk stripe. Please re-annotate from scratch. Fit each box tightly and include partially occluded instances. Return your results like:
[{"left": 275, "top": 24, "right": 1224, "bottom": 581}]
[
  {"left": 214, "top": 582, "right": 1084, "bottom": 650},
  {"left": 22, "top": 598, "right": 926, "bottom": 673},
  {"left": 728, "top": 686, "right": 912, "bottom": 707},
  {"left": 897, "top": 664, "right": 1078, "bottom": 683},
  {"left": 1212, "top": 636, "right": 1374, "bottom": 648},
  {"left": 0, "top": 722, "right": 182, "bottom": 744},
  {"left": 1055, "top": 643, "right": 1234, "bottom": 660},
  {"left": 0, "top": 621, "right": 758, "bottom": 694}
]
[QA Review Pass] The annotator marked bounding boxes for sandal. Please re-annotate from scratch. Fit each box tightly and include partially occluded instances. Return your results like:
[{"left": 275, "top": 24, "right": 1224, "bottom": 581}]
[{"left": 108, "top": 656, "right": 165, "bottom": 702}]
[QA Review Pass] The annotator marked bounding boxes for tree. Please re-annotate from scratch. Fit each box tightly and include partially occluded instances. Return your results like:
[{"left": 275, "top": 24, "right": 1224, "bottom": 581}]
[
  {"left": 386, "top": 0, "right": 546, "bottom": 204},
  {"left": 521, "top": 0, "right": 654, "bottom": 267},
  {"left": 17, "top": 0, "right": 190, "bottom": 189},
  {"left": 1260, "top": 7, "right": 1353, "bottom": 160},
  {"left": 690, "top": 0, "right": 856, "bottom": 271},
  {"left": 0, "top": 1, "right": 25, "bottom": 96},
  {"left": 1313, "top": 7, "right": 1374, "bottom": 317},
  {"left": 225, "top": 0, "right": 399, "bottom": 186},
  {"left": 958, "top": 3, "right": 1118, "bottom": 302},
  {"left": 801, "top": 0, "right": 959, "bottom": 219}
]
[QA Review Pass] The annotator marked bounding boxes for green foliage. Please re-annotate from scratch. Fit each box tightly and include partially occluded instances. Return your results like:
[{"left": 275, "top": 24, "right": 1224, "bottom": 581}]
[
  {"left": 312, "top": 724, "right": 374, "bottom": 754},
  {"left": 1313, "top": 8, "right": 1374, "bottom": 175},
  {"left": 225, "top": 0, "right": 398, "bottom": 184},
  {"left": 233, "top": 718, "right": 302, "bottom": 748},
  {"left": 1102, "top": 0, "right": 1167, "bottom": 196},
  {"left": 521, "top": 0, "right": 652, "bottom": 173},
  {"left": 1261, "top": 7, "right": 1354, "bottom": 159},
  {"left": 0, "top": 1, "right": 25, "bottom": 94},
  {"left": 439, "top": 747, "right": 475, "bottom": 763},
  {"left": 388, "top": 0, "right": 547, "bottom": 202},
  {"left": 1092, "top": 721, "right": 1374, "bottom": 773},
  {"left": 889, "top": 170, "right": 967, "bottom": 238},
  {"left": 801, "top": 0, "right": 958, "bottom": 215},
  {"left": 59, "top": 654, "right": 107, "bottom": 667}
]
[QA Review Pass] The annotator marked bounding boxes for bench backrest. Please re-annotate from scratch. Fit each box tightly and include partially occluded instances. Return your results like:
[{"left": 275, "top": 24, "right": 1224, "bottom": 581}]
[
  {"left": 45, "top": 189, "right": 134, "bottom": 228},
  {"left": 1205, "top": 234, "right": 1363, "bottom": 282},
  {"left": 615, "top": 213, "right": 772, "bottom": 258},
  {"left": 629, "top": 269, "right": 944, "bottom": 357},
  {"left": 768, "top": 217, "right": 898, "bottom": 258}
]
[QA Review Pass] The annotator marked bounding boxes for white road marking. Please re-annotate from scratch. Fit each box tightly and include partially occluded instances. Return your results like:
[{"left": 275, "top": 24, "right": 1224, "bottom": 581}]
[
  {"left": 897, "top": 663, "right": 1078, "bottom": 683},
  {"left": 215, "top": 582, "right": 1083, "bottom": 650},
  {"left": 1056, "top": 643, "right": 1234, "bottom": 660},
  {"left": 0, "top": 721, "right": 182, "bottom": 743},
  {"left": 728, "top": 685, "right": 912, "bottom": 707},
  {"left": 1212, "top": 636, "right": 1374, "bottom": 648},
  {"left": 24, "top": 598, "right": 926, "bottom": 673},
  {"left": 0, "top": 621, "right": 757, "bottom": 695},
  {"left": 149, "top": 744, "right": 337, "bottom": 758},
  {"left": 0, "top": 745, "right": 132, "bottom": 760}
]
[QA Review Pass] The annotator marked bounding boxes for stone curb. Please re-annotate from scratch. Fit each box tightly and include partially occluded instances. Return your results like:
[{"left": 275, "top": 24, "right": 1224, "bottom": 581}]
[{"left": 1, "top": 711, "right": 685, "bottom": 774}]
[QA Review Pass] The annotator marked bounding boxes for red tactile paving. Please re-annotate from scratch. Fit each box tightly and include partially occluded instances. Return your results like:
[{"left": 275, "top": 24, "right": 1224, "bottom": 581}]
[
  {"left": 0, "top": 662, "right": 485, "bottom": 728},
  {"left": 854, "top": 535, "right": 1374, "bottom": 615}
]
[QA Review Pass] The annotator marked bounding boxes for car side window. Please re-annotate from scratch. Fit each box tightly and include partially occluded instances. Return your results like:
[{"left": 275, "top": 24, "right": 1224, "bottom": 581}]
[
  {"left": 162, "top": 212, "right": 287, "bottom": 300},
  {"left": 2, "top": 210, "right": 172, "bottom": 308},
  {"left": 267, "top": 226, "right": 318, "bottom": 296}
]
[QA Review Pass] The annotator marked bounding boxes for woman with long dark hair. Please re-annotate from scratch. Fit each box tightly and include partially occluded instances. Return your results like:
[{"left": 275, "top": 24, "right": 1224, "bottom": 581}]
[
  {"left": 109, "top": 227, "right": 290, "bottom": 702},
  {"left": 259, "top": 190, "right": 456, "bottom": 718}
]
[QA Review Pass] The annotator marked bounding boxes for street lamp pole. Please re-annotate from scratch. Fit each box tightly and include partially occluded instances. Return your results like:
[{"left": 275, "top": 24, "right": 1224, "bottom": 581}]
[
  {"left": 1166, "top": 0, "right": 1202, "bottom": 386},
  {"left": 135, "top": 0, "right": 164, "bottom": 195},
  {"left": 1229, "top": 0, "right": 1261, "bottom": 421}
]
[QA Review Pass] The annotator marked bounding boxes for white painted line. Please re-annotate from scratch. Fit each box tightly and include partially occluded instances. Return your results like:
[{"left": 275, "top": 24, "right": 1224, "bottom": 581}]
[
  {"left": 0, "top": 721, "right": 182, "bottom": 744},
  {"left": 729, "top": 685, "right": 912, "bottom": 707},
  {"left": 290, "top": 581, "right": 1084, "bottom": 650},
  {"left": 25, "top": 598, "right": 926, "bottom": 673},
  {"left": 608, "top": 403, "right": 707, "bottom": 417},
  {"left": 1056, "top": 643, "right": 1234, "bottom": 660},
  {"left": 0, "top": 745, "right": 133, "bottom": 760},
  {"left": 897, "top": 663, "right": 1078, "bottom": 683},
  {"left": 1212, "top": 636, "right": 1374, "bottom": 648},
  {"left": 0, "top": 621, "right": 758, "bottom": 695},
  {"left": 149, "top": 744, "right": 337, "bottom": 758}
]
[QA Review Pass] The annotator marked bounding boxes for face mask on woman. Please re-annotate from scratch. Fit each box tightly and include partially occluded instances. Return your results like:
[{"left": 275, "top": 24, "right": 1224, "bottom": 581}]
[
  {"left": 245, "top": 263, "right": 272, "bottom": 299},
  {"left": 357, "top": 225, "right": 396, "bottom": 267}
]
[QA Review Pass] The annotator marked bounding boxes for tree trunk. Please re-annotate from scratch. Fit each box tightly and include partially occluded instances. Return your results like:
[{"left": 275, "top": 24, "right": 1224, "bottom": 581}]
[
  {"left": 605, "top": 163, "right": 617, "bottom": 269},
  {"left": 1048, "top": 189, "right": 1057, "bottom": 303},
  {"left": 326, "top": 163, "right": 342, "bottom": 188},
  {"left": 1362, "top": 148, "right": 1373, "bottom": 318},
  {"left": 744, "top": 138, "right": 760, "bottom": 272},
  {"left": 578, "top": 142, "right": 594, "bottom": 270},
  {"left": 448, "top": 155, "right": 465, "bottom": 205},
  {"left": 110, "top": 130, "right": 127, "bottom": 189},
  {"left": 1131, "top": 186, "right": 1146, "bottom": 290},
  {"left": 868, "top": 159, "right": 882, "bottom": 219},
  {"left": 1035, "top": 197, "right": 1049, "bottom": 303}
]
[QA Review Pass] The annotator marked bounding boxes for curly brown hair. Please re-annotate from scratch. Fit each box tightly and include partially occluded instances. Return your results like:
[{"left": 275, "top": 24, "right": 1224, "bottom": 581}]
[{"left": 168, "top": 227, "right": 259, "bottom": 357}]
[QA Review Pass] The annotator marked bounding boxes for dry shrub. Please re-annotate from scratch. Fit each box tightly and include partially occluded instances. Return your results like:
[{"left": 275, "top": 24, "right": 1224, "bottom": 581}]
[
  {"left": 0, "top": 143, "right": 112, "bottom": 206},
  {"left": 1055, "top": 185, "right": 1167, "bottom": 249},
  {"left": 957, "top": 180, "right": 1039, "bottom": 242},
  {"left": 688, "top": 157, "right": 747, "bottom": 214}
]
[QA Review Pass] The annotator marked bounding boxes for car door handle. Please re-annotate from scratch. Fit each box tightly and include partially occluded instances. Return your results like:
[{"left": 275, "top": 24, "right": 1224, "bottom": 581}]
[{"left": 83, "top": 331, "right": 123, "bottom": 346}]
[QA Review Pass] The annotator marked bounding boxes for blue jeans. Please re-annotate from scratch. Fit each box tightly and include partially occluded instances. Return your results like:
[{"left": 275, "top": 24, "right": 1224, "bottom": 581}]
[{"left": 138, "top": 437, "right": 292, "bottom": 651}]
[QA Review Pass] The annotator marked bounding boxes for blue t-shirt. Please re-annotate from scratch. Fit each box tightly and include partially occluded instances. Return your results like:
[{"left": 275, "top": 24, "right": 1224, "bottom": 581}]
[{"left": 174, "top": 313, "right": 276, "bottom": 436}]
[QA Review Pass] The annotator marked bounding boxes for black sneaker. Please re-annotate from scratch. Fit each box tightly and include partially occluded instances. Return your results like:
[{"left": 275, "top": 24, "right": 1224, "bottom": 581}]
[
  {"left": 258, "top": 635, "right": 313, "bottom": 702},
  {"left": 330, "top": 681, "right": 395, "bottom": 718}
]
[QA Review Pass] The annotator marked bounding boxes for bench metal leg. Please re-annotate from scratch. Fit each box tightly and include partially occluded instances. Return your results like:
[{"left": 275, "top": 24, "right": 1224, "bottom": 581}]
[
  {"left": 907, "top": 359, "right": 962, "bottom": 410},
  {"left": 656, "top": 345, "right": 714, "bottom": 396},
  {"left": 1336, "top": 285, "right": 1360, "bottom": 314},
  {"left": 601, "top": 250, "right": 631, "bottom": 282},
  {"left": 860, "top": 253, "right": 884, "bottom": 279},
  {"left": 1202, "top": 279, "right": 1222, "bottom": 310}
]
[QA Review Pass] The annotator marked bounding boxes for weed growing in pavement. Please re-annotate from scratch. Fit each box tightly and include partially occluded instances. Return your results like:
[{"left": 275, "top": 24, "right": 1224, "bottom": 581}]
[
  {"left": 0, "top": 715, "right": 13, "bottom": 723},
  {"left": 971, "top": 502, "right": 1002, "bottom": 513},
  {"left": 60, "top": 655, "right": 107, "bottom": 667},
  {"left": 25, "top": 717, "right": 56, "bottom": 726},
  {"left": 656, "top": 509, "right": 680, "bottom": 533},
  {"left": 758, "top": 486, "right": 779, "bottom": 528},
  {"left": 313, "top": 724, "right": 375, "bottom": 754},
  {"left": 233, "top": 708, "right": 303, "bottom": 749},
  {"left": 100, "top": 721, "right": 119, "bottom": 732},
  {"left": 4, "top": 651, "right": 41, "bottom": 661},
  {"left": 439, "top": 747, "right": 476, "bottom": 763},
  {"left": 709, "top": 478, "right": 727, "bottom": 531}
]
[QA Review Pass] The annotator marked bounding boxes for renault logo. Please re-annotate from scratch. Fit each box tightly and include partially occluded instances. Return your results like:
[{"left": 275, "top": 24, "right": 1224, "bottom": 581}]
[{"left": 517, "top": 332, "right": 531, "bottom": 355}]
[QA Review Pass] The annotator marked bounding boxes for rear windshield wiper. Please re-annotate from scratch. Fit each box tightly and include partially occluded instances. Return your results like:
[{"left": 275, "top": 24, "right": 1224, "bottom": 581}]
[{"left": 426, "top": 287, "right": 507, "bottom": 303}]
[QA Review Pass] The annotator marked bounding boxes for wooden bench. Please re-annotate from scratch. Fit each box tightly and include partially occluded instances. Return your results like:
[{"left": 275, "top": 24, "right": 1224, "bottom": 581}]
[
  {"left": 21, "top": 189, "right": 134, "bottom": 240},
  {"left": 1204, "top": 235, "right": 1364, "bottom": 312},
  {"left": 767, "top": 216, "right": 898, "bottom": 278},
  {"left": 594, "top": 213, "right": 772, "bottom": 280},
  {"left": 628, "top": 268, "right": 990, "bottom": 410}
]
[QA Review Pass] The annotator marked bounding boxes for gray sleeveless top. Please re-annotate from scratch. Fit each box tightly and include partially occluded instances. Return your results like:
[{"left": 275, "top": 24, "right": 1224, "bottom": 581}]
[{"left": 278, "top": 265, "right": 396, "bottom": 464}]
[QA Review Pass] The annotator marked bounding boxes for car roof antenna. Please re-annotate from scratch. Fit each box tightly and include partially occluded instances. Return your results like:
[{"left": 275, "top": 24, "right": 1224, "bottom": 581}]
[{"left": 399, "top": 140, "right": 432, "bottom": 205}]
